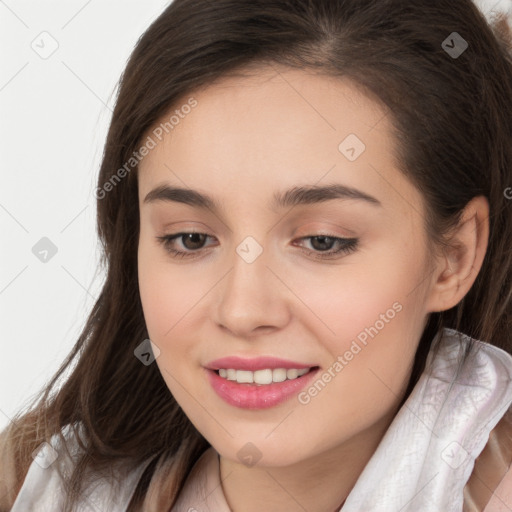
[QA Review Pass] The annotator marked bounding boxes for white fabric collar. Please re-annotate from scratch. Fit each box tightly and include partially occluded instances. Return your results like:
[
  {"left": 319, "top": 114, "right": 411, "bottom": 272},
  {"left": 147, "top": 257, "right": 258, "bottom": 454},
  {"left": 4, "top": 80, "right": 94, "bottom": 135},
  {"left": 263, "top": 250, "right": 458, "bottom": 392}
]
[{"left": 341, "top": 327, "right": 512, "bottom": 511}]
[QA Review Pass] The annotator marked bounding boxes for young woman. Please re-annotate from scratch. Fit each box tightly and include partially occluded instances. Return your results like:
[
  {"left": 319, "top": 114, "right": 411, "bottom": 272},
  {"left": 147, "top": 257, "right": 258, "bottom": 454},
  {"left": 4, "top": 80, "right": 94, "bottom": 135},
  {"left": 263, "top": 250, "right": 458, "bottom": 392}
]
[{"left": 2, "top": 0, "right": 512, "bottom": 510}]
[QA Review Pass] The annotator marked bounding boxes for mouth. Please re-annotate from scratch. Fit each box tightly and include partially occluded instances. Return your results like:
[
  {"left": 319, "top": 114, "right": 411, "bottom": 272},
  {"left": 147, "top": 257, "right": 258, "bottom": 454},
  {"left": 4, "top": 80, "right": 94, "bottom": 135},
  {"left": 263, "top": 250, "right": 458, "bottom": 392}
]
[
  {"left": 205, "top": 364, "right": 321, "bottom": 409},
  {"left": 212, "top": 366, "right": 319, "bottom": 385}
]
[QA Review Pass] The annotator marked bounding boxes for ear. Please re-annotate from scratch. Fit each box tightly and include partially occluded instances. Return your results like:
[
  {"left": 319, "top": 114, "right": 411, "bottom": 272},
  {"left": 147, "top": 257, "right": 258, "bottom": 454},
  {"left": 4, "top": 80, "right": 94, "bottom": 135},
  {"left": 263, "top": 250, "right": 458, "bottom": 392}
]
[{"left": 426, "top": 195, "right": 489, "bottom": 313}]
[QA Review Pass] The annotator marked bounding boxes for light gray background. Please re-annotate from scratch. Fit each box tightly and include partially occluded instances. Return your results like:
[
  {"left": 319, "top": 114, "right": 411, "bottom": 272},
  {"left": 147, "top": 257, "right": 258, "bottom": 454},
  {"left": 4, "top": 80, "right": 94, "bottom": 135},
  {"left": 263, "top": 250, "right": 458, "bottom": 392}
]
[
  {"left": 0, "top": 0, "right": 172, "bottom": 432},
  {"left": 1, "top": 0, "right": 511, "bottom": 433}
]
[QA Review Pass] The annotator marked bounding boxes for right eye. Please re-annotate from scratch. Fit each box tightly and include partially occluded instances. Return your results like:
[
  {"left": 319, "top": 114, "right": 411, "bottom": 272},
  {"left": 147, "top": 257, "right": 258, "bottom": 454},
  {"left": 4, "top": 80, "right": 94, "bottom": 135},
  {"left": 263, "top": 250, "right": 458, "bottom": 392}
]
[{"left": 156, "top": 232, "right": 216, "bottom": 259}]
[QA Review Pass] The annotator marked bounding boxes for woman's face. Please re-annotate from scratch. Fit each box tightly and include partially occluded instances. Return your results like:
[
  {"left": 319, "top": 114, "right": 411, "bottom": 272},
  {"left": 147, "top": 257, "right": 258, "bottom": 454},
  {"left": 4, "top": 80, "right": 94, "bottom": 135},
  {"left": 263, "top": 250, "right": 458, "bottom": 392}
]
[{"left": 137, "top": 65, "right": 437, "bottom": 466}]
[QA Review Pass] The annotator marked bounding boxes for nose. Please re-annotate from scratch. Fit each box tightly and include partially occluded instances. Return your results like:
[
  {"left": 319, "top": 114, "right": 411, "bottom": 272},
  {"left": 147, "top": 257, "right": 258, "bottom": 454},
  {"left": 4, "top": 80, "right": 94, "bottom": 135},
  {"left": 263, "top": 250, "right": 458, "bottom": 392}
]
[{"left": 213, "top": 243, "right": 292, "bottom": 338}]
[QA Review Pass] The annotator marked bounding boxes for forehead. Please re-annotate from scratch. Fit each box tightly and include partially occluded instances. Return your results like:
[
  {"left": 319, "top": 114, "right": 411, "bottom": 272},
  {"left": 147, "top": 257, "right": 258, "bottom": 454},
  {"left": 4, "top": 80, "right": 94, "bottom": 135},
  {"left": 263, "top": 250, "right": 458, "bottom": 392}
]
[
  {"left": 137, "top": 64, "right": 420, "bottom": 220},
  {"left": 143, "top": 65, "right": 388, "bottom": 151}
]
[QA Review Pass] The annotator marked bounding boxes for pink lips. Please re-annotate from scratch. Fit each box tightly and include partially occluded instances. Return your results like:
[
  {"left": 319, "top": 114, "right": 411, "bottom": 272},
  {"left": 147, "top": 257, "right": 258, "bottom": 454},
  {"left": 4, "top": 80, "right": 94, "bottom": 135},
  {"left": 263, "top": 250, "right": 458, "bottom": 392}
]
[{"left": 204, "top": 356, "right": 319, "bottom": 409}]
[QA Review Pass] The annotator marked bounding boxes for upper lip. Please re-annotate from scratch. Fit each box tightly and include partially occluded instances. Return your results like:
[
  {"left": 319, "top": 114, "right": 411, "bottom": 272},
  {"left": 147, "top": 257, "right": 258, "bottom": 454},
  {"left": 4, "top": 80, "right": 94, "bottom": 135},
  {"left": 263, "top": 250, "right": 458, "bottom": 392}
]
[{"left": 205, "top": 356, "right": 317, "bottom": 371}]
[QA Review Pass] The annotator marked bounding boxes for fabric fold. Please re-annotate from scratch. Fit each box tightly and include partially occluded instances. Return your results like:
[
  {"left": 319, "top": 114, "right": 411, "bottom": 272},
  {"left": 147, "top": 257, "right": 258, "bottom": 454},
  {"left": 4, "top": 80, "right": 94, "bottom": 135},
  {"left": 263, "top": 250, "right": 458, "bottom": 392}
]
[{"left": 340, "top": 328, "right": 512, "bottom": 512}]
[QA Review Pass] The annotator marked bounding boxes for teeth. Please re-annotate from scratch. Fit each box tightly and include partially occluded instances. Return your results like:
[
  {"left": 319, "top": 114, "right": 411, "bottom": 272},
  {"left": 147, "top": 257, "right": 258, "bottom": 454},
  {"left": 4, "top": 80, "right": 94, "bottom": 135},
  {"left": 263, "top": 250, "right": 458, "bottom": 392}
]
[
  {"left": 254, "top": 369, "right": 272, "bottom": 385},
  {"left": 287, "top": 369, "right": 299, "bottom": 379},
  {"left": 273, "top": 368, "right": 287, "bottom": 382},
  {"left": 216, "top": 367, "right": 310, "bottom": 385},
  {"left": 236, "top": 370, "right": 254, "bottom": 383}
]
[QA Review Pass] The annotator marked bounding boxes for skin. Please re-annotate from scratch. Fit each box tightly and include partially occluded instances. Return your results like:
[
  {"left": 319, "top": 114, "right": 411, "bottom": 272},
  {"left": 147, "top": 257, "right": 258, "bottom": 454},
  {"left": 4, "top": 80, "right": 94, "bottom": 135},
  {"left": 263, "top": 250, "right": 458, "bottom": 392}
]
[{"left": 137, "top": 64, "right": 489, "bottom": 511}]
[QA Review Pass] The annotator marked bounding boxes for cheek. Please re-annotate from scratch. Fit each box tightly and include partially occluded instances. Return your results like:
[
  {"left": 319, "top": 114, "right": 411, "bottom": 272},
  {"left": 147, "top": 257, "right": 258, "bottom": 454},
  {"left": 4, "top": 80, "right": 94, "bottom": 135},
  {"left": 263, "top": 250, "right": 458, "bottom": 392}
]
[
  {"left": 137, "top": 241, "right": 213, "bottom": 388},
  {"left": 137, "top": 253, "right": 200, "bottom": 406},
  {"left": 288, "top": 240, "right": 427, "bottom": 403},
  {"left": 138, "top": 242, "right": 187, "bottom": 342},
  {"left": 287, "top": 248, "right": 425, "bottom": 349}
]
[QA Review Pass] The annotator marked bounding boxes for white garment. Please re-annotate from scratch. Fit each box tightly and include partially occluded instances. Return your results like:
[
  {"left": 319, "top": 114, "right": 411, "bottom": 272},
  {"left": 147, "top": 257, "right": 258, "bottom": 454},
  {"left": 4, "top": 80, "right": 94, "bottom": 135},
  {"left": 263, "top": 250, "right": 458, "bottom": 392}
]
[
  {"left": 11, "top": 328, "right": 512, "bottom": 511},
  {"left": 342, "top": 328, "right": 512, "bottom": 512},
  {"left": 474, "top": 0, "right": 512, "bottom": 24},
  {"left": 9, "top": 423, "right": 152, "bottom": 511}
]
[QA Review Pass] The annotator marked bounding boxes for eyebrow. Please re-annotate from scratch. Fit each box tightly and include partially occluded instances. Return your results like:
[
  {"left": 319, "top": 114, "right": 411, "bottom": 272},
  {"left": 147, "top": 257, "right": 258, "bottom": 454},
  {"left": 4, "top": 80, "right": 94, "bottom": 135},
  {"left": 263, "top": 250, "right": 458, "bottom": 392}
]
[{"left": 143, "top": 183, "right": 382, "bottom": 211}]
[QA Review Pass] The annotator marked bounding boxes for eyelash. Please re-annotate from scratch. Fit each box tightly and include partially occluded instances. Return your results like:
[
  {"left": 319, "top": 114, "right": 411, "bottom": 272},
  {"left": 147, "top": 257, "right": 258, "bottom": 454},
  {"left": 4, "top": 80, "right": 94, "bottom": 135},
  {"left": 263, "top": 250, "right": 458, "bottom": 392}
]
[{"left": 155, "top": 231, "right": 358, "bottom": 261}]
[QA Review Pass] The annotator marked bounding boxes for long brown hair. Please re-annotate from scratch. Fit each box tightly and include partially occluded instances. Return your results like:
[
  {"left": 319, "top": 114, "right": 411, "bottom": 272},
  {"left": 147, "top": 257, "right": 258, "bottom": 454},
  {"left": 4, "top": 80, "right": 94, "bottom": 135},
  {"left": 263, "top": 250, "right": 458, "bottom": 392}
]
[{"left": 2, "top": 1, "right": 511, "bottom": 510}]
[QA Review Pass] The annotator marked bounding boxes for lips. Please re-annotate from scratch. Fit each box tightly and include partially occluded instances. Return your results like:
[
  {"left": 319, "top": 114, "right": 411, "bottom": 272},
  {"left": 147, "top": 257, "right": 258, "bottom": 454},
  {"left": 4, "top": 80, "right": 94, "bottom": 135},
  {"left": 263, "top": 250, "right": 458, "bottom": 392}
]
[
  {"left": 206, "top": 367, "right": 320, "bottom": 409},
  {"left": 204, "top": 356, "right": 320, "bottom": 409},
  {"left": 205, "top": 356, "right": 315, "bottom": 371}
]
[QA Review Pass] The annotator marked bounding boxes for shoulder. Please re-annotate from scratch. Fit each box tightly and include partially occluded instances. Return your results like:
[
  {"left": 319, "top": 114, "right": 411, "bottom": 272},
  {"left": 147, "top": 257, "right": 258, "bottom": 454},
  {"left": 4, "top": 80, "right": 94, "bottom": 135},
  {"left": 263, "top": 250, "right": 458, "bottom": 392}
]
[
  {"left": 483, "top": 406, "right": 512, "bottom": 512},
  {"left": 0, "top": 424, "right": 78, "bottom": 512},
  {"left": 0, "top": 424, "right": 19, "bottom": 512},
  {"left": 8, "top": 424, "right": 150, "bottom": 512},
  {"left": 483, "top": 463, "right": 512, "bottom": 512},
  {"left": 467, "top": 407, "right": 512, "bottom": 512},
  {"left": 6, "top": 424, "right": 86, "bottom": 512}
]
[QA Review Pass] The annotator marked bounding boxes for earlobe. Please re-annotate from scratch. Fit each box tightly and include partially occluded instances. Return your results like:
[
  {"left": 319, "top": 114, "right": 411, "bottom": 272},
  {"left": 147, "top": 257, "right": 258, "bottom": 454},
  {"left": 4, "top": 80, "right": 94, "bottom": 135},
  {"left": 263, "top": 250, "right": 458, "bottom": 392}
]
[{"left": 426, "top": 195, "right": 489, "bottom": 313}]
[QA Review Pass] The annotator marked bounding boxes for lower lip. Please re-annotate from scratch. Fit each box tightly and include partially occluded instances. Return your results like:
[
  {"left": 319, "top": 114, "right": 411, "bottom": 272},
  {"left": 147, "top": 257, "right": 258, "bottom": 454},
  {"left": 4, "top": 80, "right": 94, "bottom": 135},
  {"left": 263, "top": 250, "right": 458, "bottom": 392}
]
[{"left": 205, "top": 367, "right": 320, "bottom": 409}]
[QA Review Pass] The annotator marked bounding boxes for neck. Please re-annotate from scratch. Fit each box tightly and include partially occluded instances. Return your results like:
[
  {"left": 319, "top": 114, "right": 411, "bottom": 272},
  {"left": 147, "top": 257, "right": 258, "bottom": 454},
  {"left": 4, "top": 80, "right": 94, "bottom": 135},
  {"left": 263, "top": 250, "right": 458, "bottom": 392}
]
[{"left": 219, "top": 407, "right": 397, "bottom": 512}]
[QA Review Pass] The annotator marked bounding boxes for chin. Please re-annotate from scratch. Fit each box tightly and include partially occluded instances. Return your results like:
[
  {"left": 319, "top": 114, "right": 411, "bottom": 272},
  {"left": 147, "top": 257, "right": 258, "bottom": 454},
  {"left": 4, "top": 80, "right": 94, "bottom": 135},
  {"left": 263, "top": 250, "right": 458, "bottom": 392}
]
[{"left": 214, "top": 436, "right": 311, "bottom": 468}]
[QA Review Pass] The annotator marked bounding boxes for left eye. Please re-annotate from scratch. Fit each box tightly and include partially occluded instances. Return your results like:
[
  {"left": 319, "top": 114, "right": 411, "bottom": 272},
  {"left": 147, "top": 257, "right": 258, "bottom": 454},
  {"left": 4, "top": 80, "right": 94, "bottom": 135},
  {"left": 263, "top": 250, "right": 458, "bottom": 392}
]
[
  {"left": 156, "top": 232, "right": 359, "bottom": 260},
  {"left": 293, "top": 235, "right": 359, "bottom": 259}
]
